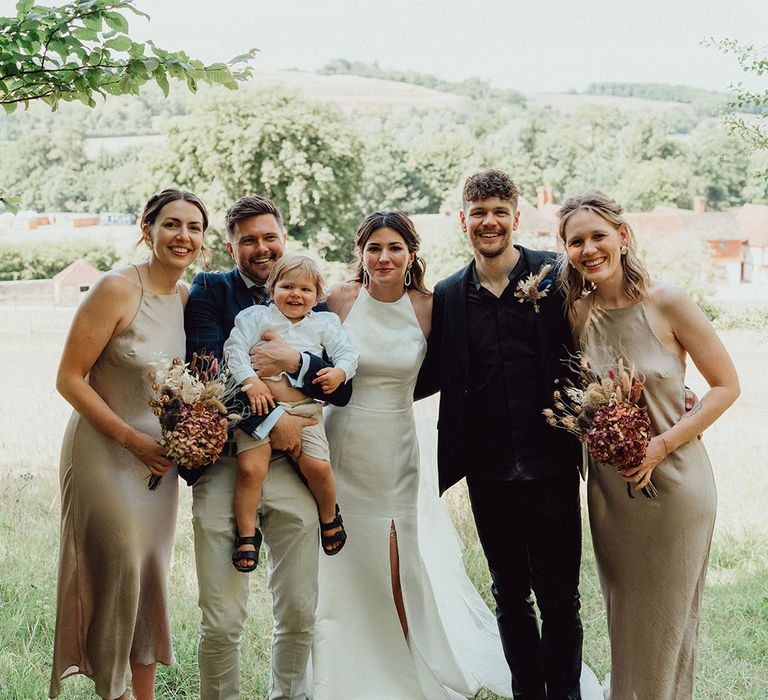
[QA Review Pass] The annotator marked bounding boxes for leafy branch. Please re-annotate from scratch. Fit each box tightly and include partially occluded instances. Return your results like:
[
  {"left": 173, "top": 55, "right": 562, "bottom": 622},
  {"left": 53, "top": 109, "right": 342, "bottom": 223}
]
[
  {"left": 704, "top": 37, "right": 768, "bottom": 151},
  {"left": 0, "top": 0, "right": 257, "bottom": 210}
]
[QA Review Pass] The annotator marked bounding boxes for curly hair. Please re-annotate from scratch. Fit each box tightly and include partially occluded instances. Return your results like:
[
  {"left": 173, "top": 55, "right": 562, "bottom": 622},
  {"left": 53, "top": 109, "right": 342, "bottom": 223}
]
[{"left": 462, "top": 169, "right": 519, "bottom": 209}]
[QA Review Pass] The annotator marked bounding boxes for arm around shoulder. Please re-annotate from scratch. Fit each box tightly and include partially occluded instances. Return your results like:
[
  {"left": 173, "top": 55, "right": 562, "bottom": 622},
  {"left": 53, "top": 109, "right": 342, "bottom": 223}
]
[{"left": 415, "top": 285, "right": 441, "bottom": 400}]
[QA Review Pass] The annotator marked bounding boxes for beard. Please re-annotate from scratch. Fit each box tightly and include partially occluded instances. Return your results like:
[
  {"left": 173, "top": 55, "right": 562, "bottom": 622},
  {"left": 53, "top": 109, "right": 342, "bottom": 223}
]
[{"left": 473, "top": 232, "right": 511, "bottom": 258}]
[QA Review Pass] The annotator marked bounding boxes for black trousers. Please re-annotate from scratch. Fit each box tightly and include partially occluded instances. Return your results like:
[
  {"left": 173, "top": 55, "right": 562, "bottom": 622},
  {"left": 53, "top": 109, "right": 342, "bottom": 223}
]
[{"left": 467, "top": 471, "right": 583, "bottom": 700}]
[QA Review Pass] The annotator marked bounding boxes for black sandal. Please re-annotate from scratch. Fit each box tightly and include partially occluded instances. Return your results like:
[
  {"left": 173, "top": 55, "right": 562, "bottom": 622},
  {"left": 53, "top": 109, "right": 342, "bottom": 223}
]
[
  {"left": 232, "top": 530, "right": 262, "bottom": 572},
  {"left": 320, "top": 504, "right": 347, "bottom": 556}
]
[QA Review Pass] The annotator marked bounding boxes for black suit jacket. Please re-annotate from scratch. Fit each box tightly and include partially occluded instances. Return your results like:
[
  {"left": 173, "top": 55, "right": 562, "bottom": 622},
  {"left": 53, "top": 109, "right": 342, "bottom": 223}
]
[{"left": 416, "top": 248, "right": 581, "bottom": 494}]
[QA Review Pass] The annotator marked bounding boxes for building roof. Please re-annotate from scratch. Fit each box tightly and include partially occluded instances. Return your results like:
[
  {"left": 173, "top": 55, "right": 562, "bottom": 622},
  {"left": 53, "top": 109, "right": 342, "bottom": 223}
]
[{"left": 53, "top": 259, "right": 102, "bottom": 286}]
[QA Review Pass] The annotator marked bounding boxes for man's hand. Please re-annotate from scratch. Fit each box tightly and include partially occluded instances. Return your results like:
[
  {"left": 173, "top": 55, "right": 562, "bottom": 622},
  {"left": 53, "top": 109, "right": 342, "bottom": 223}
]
[
  {"left": 269, "top": 412, "right": 317, "bottom": 458},
  {"left": 243, "top": 376, "right": 275, "bottom": 416},
  {"left": 682, "top": 387, "right": 703, "bottom": 440},
  {"left": 313, "top": 367, "right": 346, "bottom": 395},
  {"left": 250, "top": 330, "right": 302, "bottom": 378}
]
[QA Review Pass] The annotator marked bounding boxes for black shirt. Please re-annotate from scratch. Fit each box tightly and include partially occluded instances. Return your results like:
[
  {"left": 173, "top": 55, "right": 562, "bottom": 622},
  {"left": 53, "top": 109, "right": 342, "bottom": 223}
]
[{"left": 465, "top": 246, "right": 566, "bottom": 481}]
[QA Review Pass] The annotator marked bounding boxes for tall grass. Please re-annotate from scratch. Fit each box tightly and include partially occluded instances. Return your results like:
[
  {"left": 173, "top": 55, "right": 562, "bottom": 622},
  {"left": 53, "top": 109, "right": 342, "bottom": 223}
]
[{"left": 1, "top": 472, "right": 766, "bottom": 699}]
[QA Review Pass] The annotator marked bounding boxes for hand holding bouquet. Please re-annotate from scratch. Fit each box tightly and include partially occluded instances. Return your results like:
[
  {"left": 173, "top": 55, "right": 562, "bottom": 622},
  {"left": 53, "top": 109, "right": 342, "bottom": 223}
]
[
  {"left": 544, "top": 356, "right": 657, "bottom": 499},
  {"left": 147, "top": 353, "right": 242, "bottom": 490}
]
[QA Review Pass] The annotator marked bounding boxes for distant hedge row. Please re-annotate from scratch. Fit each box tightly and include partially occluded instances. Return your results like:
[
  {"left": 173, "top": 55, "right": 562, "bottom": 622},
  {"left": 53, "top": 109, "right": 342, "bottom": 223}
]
[{"left": 0, "top": 241, "right": 121, "bottom": 281}]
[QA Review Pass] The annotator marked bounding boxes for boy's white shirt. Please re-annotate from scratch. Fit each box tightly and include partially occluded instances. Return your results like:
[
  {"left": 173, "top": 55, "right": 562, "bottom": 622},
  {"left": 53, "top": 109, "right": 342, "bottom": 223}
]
[{"left": 224, "top": 303, "right": 359, "bottom": 386}]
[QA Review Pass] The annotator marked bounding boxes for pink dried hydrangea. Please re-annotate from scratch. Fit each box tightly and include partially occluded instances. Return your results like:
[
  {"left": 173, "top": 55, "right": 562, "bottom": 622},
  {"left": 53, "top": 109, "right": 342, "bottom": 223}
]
[
  {"left": 162, "top": 401, "right": 229, "bottom": 469},
  {"left": 584, "top": 401, "right": 651, "bottom": 470}
]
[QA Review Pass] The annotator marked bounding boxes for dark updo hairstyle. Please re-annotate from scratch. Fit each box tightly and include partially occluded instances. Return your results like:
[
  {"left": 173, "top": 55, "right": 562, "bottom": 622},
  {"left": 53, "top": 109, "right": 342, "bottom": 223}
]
[
  {"left": 351, "top": 211, "right": 429, "bottom": 295},
  {"left": 138, "top": 188, "right": 210, "bottom": 263}
]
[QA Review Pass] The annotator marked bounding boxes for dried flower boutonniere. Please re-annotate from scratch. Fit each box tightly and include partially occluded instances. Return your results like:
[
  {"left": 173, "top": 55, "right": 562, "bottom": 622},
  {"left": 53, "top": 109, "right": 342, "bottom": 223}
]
[{"left": 514, "top": 263, "right": 553, "bottom": 313}]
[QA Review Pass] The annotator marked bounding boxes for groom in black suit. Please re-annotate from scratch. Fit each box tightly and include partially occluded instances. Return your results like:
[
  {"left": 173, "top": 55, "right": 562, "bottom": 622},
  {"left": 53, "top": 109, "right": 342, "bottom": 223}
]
[{"left": 418, "top": 170, "right": 583, "bottom": 700}]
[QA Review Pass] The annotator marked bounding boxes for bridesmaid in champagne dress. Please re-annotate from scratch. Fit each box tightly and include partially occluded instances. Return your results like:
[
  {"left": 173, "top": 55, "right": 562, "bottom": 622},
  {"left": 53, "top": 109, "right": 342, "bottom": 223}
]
[
  {"left": 557, "top": 190, "right": 739, "bottom": 700},
  {"left": 50, "top": 190, "right": 208, "bottom": 700}
]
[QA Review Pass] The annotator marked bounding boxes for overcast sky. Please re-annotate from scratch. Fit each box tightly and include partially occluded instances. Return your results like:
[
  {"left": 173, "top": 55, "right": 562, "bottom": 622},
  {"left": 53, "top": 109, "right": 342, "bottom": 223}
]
[{"left": 5, "top": 0, "right": 767, "bottom": 93}]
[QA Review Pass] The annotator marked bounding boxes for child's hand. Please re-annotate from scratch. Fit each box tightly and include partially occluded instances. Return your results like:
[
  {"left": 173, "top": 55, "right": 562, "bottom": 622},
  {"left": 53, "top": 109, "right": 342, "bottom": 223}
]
[
  {"left": 243, "top": 377, "right": 276, "bottom": 416},
  {"left": 313, "top": 367, "right": 346, "bottom": 394}
]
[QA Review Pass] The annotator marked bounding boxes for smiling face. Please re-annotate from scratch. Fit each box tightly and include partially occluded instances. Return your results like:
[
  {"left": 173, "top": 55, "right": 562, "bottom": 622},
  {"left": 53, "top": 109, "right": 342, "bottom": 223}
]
[
  {"left": 227, "top": 214, "right": 286, "bottom": 284},
  {"left": 362, "top": 227, "right": 415, "bottom": 288},
  {"left": 143, "top": 199, "right": 205, "bottom": 270},
  {"left": 271, "top": 268, "right": 318, "bottom": 322},
  {"left": 562, "top": 208, "right": 628, "bottom": 285},
  {"left": 460, "top": 196, "right": 520, "bottom": 260}
]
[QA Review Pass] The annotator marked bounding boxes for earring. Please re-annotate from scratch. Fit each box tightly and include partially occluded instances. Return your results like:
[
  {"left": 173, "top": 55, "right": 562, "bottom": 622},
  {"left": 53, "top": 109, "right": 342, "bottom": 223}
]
[
  {"left": 362, "top": 268, "right": 370, "bottom": 287},
  {"left": 620, "top": 245, "right": 628, "bottom": 255},
  {"left": 404, "top": 266, "right": 412, "bottom": 288}
]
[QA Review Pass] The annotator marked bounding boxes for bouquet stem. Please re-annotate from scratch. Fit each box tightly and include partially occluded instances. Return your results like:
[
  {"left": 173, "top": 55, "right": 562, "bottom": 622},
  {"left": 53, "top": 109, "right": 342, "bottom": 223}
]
[{"left": 147, "top": 474, "right": 162, "bottom": 491}]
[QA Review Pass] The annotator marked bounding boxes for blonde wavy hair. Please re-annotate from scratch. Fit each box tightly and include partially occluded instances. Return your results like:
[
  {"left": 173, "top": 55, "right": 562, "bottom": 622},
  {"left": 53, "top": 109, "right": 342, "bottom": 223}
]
[{"left": 556, "top": 190, "right": 649, "bottom": 319}]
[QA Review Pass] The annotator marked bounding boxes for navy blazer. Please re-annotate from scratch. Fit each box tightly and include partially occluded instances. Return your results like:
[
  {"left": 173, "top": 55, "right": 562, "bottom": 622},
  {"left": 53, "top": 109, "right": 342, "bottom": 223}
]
[{"left": 416, "top": 248, "right": 581, "bottom": 494}]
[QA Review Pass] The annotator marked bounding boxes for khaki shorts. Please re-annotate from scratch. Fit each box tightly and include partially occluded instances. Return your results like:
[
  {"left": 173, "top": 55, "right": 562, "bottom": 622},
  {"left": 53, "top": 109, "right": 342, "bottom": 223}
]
[{"left": 235, "top": 399, "right": 329, "bottom": 462}]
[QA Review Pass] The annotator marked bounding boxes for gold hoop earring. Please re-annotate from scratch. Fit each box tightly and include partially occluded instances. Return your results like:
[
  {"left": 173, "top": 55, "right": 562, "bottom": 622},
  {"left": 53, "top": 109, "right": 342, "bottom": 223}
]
[
  {"left": 362, "top": 268, "right": 370, "bottom": 287},
  {"left": 404, "top": 266, "right": 412, "bottom": 288}
]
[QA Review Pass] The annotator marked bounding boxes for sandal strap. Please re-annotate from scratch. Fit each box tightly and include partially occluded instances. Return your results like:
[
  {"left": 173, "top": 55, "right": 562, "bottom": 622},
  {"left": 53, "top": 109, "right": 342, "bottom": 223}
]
[
  {"left": 235, "top": 532, "right": 262, "bottom": 548},
  {"left": 321, "top": 531, "right": 346, "bottom": 545},
  {"left": 320, "top": 514, "right": 343, "bottom": 531},
  {"left": 232, "top": 550, "right": 258, "bottom": 562},
  {"left": 320, "top": 505, "right": 343, "bottom": 531}
]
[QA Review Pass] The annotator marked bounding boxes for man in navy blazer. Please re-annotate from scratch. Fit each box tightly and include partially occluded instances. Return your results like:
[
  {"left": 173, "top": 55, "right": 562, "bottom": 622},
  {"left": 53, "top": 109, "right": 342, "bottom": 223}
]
[
  {"left": 184, "top": 195, "right": 348, "bottom": 700},
  {"left": 418, "top": 170, "right": 583, "bottom": 700}
]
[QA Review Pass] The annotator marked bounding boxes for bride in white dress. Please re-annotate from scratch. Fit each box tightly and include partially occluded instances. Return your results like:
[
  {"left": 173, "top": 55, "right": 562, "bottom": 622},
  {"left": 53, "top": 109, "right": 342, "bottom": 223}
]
[{"left": 312, "top": 212, "right": 602, "bottom": 700}]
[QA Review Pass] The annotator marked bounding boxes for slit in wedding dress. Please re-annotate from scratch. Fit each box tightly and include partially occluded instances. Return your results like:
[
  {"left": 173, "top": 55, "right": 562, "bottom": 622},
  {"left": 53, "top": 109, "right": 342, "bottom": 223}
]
[{"left": 389, "top": 519, "right": 409, "bottom": 640}]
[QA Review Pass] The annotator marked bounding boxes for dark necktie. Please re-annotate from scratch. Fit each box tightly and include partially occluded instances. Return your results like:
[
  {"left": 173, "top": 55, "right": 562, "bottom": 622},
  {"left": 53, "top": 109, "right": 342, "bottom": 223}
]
[{"left": 249, "top": 285, "right": 268, "bottom": 305}]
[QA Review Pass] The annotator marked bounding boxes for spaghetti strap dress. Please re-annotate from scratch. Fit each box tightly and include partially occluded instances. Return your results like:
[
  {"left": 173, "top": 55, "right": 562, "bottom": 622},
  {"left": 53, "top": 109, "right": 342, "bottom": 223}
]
[
  {"left": 50, "top": 269, "right": 183, "bottom": 699},
  {"left": 582, "top": 301, "right": 717, "bottom": 700}
]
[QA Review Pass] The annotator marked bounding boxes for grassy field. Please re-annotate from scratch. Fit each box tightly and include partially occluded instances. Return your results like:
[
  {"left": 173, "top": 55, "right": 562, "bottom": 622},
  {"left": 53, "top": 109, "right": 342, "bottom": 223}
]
[{"left": 0, "top": 304, "right": 766, "bottom": 699}]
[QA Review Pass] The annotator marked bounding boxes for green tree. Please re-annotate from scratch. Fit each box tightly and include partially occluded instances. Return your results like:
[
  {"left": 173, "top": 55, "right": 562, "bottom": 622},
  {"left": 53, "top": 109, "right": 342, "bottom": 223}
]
[
  {"left": 616, "top": 157, "right": 692, "bottom": 211},
  {"left": 744, "top": 150, "right": 768, "bottom": 204},
  {"left": 158, "top": 89, "right": 365, "bottom": 261},
  {"left": 0, "top": 126, "right": 89, "bottom": 210},
  {"left": 0, "top": 0, "right": 255, "bottom": 210},
  {"left": 688, "top": 127, "right": 750, "bottom": 210}
]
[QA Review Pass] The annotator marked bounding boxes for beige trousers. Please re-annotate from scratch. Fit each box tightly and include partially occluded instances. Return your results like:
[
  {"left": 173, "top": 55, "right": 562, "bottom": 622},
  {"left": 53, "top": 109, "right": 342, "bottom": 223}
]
[{"left": 192, "top": 452, "right": 319, "bottom": 700}]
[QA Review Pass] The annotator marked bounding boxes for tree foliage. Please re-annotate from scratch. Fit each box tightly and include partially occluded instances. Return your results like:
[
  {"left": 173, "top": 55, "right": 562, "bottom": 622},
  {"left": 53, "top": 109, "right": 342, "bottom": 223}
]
[
  {"left": 0, "top": 0, "right": 255, "bottom": 112},
  {"left": 0, "top": 0, "right": 255, "bottom": 210},
  {"left": 157, "top": 89, "right": 365, "bottom": 261}
]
